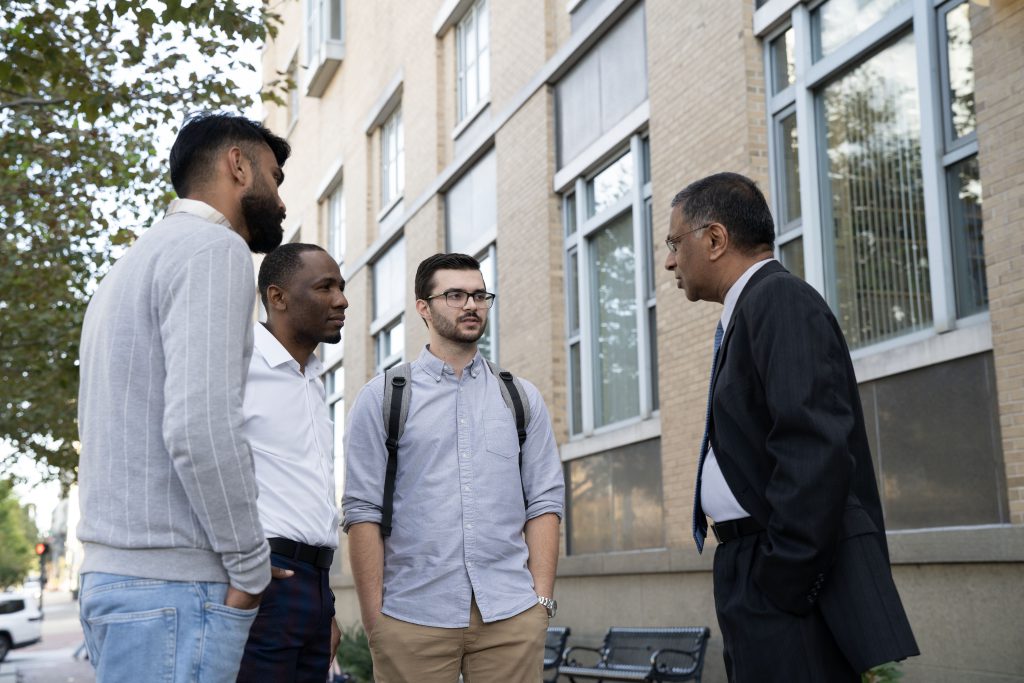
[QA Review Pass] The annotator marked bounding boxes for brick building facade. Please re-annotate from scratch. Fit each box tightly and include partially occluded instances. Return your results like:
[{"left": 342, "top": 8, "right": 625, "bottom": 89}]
[{"left": 261, "top": 1, "right": 1024, "bottom": 680}]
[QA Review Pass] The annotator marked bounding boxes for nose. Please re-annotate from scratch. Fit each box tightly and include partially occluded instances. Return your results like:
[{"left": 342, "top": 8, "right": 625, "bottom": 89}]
[
  {"left": 335, "top": 291, "right": 349, "bottom": 310},
  {"left": 665, "top": 248, "right": 676, "bottom": 272},
  {"left": 462, "top": 296, "right": 479, "bottom": 310}
]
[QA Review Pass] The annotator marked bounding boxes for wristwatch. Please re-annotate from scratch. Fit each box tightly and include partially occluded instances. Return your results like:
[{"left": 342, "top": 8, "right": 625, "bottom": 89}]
[{"left": 537, "top": 595, "right": 557, "bottom": 618}]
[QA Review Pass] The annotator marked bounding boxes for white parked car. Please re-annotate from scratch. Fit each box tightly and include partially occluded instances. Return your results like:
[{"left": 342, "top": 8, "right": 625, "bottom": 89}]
[{"left": 0, "top": 592, "right": 42, "bottom": 661}]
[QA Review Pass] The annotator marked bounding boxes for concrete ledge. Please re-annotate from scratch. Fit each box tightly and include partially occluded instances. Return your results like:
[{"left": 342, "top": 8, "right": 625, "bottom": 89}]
[
  {"left": 886, "top": 525, "right": 1024, "bottom": 564},
  {"left": 555, "top": 525, "right": 1024, "bottom": 578}
]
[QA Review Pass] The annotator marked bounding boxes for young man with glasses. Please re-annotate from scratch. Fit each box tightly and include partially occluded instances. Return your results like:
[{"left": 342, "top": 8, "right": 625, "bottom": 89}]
[{"left": 342, "top": 253, "right": 564, "bottom": 683}]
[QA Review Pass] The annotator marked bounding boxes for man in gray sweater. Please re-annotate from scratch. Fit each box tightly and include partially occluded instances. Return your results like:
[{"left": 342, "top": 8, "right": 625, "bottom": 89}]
[{"left": 76, "top": 112, "right": 291, "bottom": 682}]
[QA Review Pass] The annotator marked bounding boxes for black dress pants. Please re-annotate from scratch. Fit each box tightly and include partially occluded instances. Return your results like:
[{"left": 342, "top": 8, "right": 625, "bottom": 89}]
[{"left": 713, "top": 533, "right": 858, "bottom": 683}]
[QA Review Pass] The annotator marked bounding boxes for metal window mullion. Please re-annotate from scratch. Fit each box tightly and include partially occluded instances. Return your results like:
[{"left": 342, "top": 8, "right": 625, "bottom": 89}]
[
  {"left": 792, "top": 5, "right": 825, "bottom": 296},
  {"left": 575, "top": 177, "right": 595, "bottom": 436},
  {"left": 914, "top": 0, "right": 955, "bottom": 332},
  {"left": 629, "top": 135, "right": 651, "bottom": 419}
]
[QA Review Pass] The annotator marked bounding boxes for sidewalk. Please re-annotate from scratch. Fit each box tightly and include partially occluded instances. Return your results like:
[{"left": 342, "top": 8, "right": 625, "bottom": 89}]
[{"left": 7, "top": 590, "right": 93, "bottom": 683}]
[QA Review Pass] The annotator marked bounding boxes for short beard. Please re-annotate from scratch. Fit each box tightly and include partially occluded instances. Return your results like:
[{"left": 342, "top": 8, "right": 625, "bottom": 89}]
[
  {"left": 240, "top": 188, "right": 285, "bottom": 254},
  {"left": 432, "top": 309, "right": 486, "bottom": 345}
]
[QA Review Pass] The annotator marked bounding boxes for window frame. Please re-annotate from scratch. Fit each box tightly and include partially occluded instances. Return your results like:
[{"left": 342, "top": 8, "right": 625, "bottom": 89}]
[
  {"left": 304, "top": 0, "right": 345, "bottom": 97},
  {"left": 380, "top": 107, "right": 405, "bottom": 212},
  {"left": 327, "top": 183, "right": 345, "bottom": 266},
  {"left": 760, "top": 0, "right": 989, "bottom": 372},
  {"left": 563, "top": 132, "right": 656, "bottom": 440},
  {"left": 371, "top": 238, "right": 406, "bottom": 372},
  {"left": 455, "top": 0, "right": 490, "bottom": 124}
]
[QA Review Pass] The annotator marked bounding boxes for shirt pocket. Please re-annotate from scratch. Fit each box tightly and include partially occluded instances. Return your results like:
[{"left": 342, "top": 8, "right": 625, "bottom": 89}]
[{"left": 484, "top": 417, "right": 519, "bottom": 459}]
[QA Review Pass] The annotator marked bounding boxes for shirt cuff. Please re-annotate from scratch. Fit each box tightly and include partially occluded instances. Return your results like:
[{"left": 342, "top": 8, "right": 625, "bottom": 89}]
[
  {"left": 222, "top": 541, "right": 271, "bottom": 594},
  {"left": 525, "top": 502, "right": 563, "bottom": 522},
  {"left": 342, "top": 508, "right": 383, "bottom": 533}
]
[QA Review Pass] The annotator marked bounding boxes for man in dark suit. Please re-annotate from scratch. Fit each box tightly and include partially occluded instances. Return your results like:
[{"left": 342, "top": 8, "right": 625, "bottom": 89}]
[{"left": 665, "top": 172, "right": 918, "bottom": 682}]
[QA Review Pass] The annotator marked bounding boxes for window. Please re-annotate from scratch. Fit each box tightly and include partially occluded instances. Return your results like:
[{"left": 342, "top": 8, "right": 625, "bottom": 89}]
[
  {"left": 381, "top": 107, "right": 404, "bottom": 209},
  {"left": 565, "top": 438, "right": 664, "bottom": 554},
  {"left": 764, "top": 0, "right": 986, "bottom": 349},
  {"left": 564, "top": 136, "right": 656, "bottom": 435},
  {"left": 324, "top": 362, "right": 345, "bottom": 502},
  {"left": 328, "top": 184, "right": 345, "bottom": 265},
  {"left": 446, "top": 150, "right": 498, "bottom": 360},
  {"left": 456, "top": 0, "right": 489, "bottom": 122},
  {"left": 760, "top": 0, "right": 1000, "bottom": 529},
  {"left": 373, "top": 238, "right": 405, "bottom": 371},
  {"left": 305, "top": 0, "right": 344, "bottom": 96},
  {"left": 555, "top": 3, "right": 647, "bottom": 166},
  {"left": 286, "top": 57, "right": 300, "bottom": 131}
]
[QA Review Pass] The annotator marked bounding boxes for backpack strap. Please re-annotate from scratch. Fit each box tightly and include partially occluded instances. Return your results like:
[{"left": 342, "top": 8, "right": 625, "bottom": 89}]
[
  {"left": 380, "top": 363, "right": 412, "bottom": 538},
  {"left": 485, "top": 360, "right": 532, "bottom": 505}
]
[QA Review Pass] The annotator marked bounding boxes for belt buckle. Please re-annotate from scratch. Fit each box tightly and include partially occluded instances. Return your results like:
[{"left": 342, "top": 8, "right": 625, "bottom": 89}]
[{"left": 710, "top": 523, "right": 723, "bottom": 544}]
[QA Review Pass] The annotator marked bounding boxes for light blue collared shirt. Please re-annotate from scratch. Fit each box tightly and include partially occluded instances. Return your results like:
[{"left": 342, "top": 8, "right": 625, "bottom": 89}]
[{"left": 342, "top": 346, "right": 565, "bottom": 627}]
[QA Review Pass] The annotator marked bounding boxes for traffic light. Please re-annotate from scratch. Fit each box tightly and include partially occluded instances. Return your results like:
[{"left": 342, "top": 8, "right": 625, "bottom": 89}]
[{"left": 35, "top": 542, "right": 48, "bottom": 556}]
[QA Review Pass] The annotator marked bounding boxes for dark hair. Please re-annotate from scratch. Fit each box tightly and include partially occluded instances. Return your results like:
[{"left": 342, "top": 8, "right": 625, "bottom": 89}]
[
  {"left": 169, "top": 112, "right": 291, "bottom": 197},
  {"left": 258, "top": 243, "right": 329, "bottom": 308},
  {"left": 670, "top": 172, "right": 775, "bottom": 253},
  {"left": 414, "top": 253, "right": 481, "bottom": 301}
]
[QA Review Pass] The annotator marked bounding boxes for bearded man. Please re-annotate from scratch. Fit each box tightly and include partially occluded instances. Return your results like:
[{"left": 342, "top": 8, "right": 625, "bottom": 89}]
[{"left": 76, "top": 112, "right": 291, "bottom": 682}]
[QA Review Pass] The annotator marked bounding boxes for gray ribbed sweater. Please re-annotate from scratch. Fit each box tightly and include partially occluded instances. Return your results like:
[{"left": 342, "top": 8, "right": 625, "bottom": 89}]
[{"left": 76, "top": 203, "right": 270, "bottom": 593}]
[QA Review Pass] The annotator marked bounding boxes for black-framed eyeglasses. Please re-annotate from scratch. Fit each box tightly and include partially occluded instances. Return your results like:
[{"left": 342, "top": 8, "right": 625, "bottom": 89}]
[
  {"left": 665, "top": 223, "right": 713, "bottom": 253},
  {"left": 424, "top": 290, "right": 497, "bottom": 308}
]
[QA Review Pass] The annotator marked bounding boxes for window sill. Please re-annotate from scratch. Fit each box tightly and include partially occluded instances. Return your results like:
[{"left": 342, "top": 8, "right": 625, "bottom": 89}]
[
  {"left": 560, "top": 415, "right": 661, "bottom": 462},
  {"left": 305, "top": 41, "right": 345, "bottom": 98},
  {"left": 452, "top": 100, "right": 490, "bottom": 141},
  {"left": 377, "top": 195, "right": 404, "bottom": 225},
  {"left": 851, "top": 317, "right": 991, "bottom": 384}
]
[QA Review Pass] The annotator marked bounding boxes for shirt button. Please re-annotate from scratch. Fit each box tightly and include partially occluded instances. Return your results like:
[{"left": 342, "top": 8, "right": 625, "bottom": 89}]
[
  {"left": 465, "top": 523, "right": 473, "bottom": 529},
  {"left": 466, "top": 561, "right": 474, "bottom": 567},
  {"left": 464, "top": 485, "right": 471, "bottom": 491},
  {"left": 460, "top": 418, "right": 465, "bottom": 424},
  {"left": 462, "top": 452, "right": 470, "bottom": 458}
]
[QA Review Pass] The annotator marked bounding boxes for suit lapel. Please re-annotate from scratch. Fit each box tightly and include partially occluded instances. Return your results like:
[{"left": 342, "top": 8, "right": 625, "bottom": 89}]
[{"left": 710, "top": 260, "right": 787, "bottom": 397}]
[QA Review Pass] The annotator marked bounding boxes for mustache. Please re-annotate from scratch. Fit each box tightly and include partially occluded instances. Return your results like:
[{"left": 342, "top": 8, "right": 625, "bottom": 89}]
[{"left": 459, "top": 314, "right": 481, "bottom": 322}]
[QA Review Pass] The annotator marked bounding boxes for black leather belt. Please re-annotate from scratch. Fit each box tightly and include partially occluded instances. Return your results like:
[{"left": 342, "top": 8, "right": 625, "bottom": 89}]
[
  {"left": 268, "top": 537, "right": 334, "bottom": 569},
  {"left": 710, "top": 517, "right": 764, "bottom": 545}
]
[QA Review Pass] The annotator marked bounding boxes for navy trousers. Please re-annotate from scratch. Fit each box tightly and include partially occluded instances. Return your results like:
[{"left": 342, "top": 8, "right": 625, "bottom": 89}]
[{"left": 237, "top": 553, "right": 335, "bottom": 683}]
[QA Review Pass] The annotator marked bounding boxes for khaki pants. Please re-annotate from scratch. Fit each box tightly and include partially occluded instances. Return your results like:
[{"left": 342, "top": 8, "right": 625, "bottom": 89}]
[{"left": 369, "top": 600, "right": 548, "bottom": 683}]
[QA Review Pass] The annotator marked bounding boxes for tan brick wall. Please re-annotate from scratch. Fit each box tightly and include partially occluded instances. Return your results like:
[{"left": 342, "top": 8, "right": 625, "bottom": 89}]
[
  {"left": 494, "top": 89, "right": 565, "bottom": 430},
  {"left": 646, "top": 0, "right": 768, "bottom": 548},
  {"left": 974, "top": 0, "right": 1024, "bottom": 524}
]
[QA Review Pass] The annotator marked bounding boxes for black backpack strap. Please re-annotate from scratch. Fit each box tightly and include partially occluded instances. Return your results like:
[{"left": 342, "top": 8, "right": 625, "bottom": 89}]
[
  {"left": 380, "top": 363, "right": 412, "bottom": 538},
  {"left": 485, "top": 360, "right": 532, "bottom": 500}
]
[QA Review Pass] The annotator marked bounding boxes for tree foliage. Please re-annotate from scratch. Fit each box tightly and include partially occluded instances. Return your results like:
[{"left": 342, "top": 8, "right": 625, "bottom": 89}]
[
  {"left": 0, "top": 479, "right": 37, "bottom": 587},
  {"left": 0, "top": 1, "right": 283, "bottom": 480}
]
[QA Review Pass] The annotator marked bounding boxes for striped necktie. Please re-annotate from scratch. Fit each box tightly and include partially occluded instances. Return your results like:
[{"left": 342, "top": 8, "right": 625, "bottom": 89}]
[{"left": 693, "top": 321, "right": 724, "bottom": 553}]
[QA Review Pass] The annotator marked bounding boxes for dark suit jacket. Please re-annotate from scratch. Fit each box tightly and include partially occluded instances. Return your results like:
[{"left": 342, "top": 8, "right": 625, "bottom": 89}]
[{"left": 709, "top": 260, "right": 918, "bottom": 672}]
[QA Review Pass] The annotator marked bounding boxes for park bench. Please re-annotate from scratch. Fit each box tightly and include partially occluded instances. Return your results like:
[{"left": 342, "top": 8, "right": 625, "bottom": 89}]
[
  {"left": 559, "top": 626, "right": 710, "bottom": 683},
  {"left": 544, "top": 626, "right": 571, "bottom": 683}
]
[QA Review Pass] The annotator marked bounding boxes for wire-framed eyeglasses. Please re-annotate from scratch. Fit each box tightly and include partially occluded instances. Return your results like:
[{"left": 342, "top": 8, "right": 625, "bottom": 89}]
[
  {"left": 424, "top": 290, "right": 497, "bottom": 308},
  {"left": 665, "top": 223, "right": 713, "bottom": 253}
]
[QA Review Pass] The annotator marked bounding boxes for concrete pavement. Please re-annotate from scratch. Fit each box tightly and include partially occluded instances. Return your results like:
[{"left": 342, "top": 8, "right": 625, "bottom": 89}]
[{"left": 4, "top": 590, "right": 94, "bottom": 683}]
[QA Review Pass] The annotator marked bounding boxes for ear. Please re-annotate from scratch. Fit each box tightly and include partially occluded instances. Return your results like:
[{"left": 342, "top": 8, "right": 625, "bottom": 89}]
[
  {"left": 226, "top": 146, "right": 249, "bottom": 187},
  {"left": 707, "top": 222, "right": 729, "bottom": 262},
  {"left": 266, "top": 283, "right": 288, "bottom": 312},
  {"left": 415, "top": 298, "right": 433, "bottom": 328}
]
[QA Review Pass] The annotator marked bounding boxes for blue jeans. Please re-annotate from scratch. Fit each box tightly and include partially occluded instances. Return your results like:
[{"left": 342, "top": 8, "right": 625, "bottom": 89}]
[{"left": 79, "top": 572, "right": 258, "bottom": 683}]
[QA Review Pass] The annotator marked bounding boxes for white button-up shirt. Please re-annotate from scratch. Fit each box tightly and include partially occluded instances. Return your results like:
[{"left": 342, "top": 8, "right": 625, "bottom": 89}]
[
  {"left": 701, "top": 258, "right": 775, "bottom": 523},
  {"left": 242, "top": 323, "right": 339, "bottom": 548}
]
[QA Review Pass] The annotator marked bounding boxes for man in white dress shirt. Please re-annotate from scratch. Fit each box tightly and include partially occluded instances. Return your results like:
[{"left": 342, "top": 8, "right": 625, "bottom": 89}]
[{"left": 237, "top": 242, "right": 349, "bottom": 682}]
